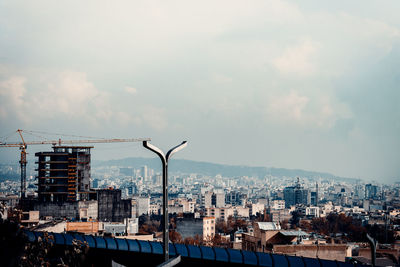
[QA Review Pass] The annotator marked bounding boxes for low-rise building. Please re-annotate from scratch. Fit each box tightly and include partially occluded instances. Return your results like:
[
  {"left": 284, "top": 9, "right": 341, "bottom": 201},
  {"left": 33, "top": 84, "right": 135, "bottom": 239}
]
[
  {"left": 203, "top": 216, "right": 216, "bottom": 242},
  {"left": 206, "top": 207, "right": 234, "bottom": 221},
  {"left": 306, "top": 206, "right": 320, "bottom": 217}
]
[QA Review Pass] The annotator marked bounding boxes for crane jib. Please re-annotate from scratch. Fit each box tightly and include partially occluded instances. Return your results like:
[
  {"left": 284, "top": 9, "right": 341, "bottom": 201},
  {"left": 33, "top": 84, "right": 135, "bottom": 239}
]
[{"left": 0, "top": 129, "right": 151, "bottom": 201}]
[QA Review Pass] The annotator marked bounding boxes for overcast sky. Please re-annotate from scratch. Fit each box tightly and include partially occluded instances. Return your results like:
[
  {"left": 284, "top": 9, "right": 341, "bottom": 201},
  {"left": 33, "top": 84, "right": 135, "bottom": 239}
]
[{"left": 0, "top": 1, "right": 399, "bottom": 182}]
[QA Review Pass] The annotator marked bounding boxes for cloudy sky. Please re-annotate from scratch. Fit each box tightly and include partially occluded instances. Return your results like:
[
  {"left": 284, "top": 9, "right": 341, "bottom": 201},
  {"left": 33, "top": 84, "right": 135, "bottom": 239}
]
[{"left": 0, "top": 1, "right": 399, "bottom": 182}]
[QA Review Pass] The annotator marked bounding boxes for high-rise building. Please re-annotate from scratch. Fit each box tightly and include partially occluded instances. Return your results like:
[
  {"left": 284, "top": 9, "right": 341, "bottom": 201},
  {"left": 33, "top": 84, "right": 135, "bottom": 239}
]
[
  {"left": 35, "top": 146, "right": 94, "bottom": 202},
  {"left": 203, "top": 191, "right": 226, "bottom": 208},
  {"left": 283, "top": 187, "right": 296, "bottom": 207},
  {"left": 92, "top": 178, "right": 99, "bottom": 189},
  {"left": 152, "top": 175, "right": 162, "bottom": 186},
  {"left": 283, "top": 178, "right": 310, "bottom": 208},
  {"left": 127, "top": 183, "right": 137, "bottom": 196},
  {"left": 212, "top": 192, "right": 225, "bottom": 208},
  {"left": 365, "top": 184, "right": 378, "bottom": 199},
  {"left": 310, "top": 192, "right": 317, "bottom": 206},
  {"left": 203, "top": 191, "right": 213, "bottom": 208},
  {"left": 310, "top": 182, "right": 318, "bottom": 206},
  {"left": 225, "top": 191, "right": 243, "bottom": 206},
  {"left": 132, "top": 196, "right": 150, "bottom": 216},
  {"left": 141, "top": 166, "right": 148, "bottom": 181},
  {"left": 353, "top": 184, "right": 364, "bottom": 199}
]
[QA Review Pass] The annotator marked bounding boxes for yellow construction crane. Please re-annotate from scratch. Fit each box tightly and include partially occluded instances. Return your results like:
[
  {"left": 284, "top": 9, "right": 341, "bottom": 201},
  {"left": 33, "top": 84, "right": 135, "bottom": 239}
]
[{"left": 0, "top": 129, "right": 151, "bottom": 199}]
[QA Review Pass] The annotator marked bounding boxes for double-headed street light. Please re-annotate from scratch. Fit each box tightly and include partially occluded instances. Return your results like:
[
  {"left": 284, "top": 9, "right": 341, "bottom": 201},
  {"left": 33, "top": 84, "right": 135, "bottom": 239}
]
[{"left": 143, "top": 141, "right": 187, "bottom": 262}]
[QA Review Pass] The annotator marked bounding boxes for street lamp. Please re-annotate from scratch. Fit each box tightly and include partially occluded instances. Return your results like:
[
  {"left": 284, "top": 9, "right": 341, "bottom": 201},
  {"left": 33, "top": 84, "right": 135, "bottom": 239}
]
[{"left": 143, "top": 141, "right": 187, "bottom": 262}]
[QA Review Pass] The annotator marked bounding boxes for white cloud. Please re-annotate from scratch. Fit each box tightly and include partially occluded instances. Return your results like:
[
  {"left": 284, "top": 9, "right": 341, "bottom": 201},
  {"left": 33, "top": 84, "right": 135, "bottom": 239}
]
[
  {"left": 0, "top": 76, "right": 26, "bottom": 121},
  {"left": 0, "top": 68, "right": 165, "bottom": 131},
  {"left": 33, "top": 71, "right": 99, "bottom": 117},
  {"left": 339, "top": 13, "right": 400, "bottom": 52},
  {"left": 124, "top": 86, "right": 137, "bottom": 95},
  {"left": 142, "top": 106, "right": 168, "bottom": 131},
  {"left": 265, "top": 90, "right": 353, "bottom": 129},
  {"left": 1, "top": 1, "right": 399, "bottom": 180},
  {"left": 272, "top": 40, "right": 319, "bottom": 76},
  {"left": 266, "top": 91, "right": 309, "bottom": 122},
  {"left": 212, "top": 73, "right": 233, "bottom": 84}
]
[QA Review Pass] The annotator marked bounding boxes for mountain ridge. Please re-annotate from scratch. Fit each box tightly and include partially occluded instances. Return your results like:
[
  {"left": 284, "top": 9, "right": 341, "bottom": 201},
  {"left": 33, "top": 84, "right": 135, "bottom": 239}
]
[{"left": 93, "top": 157, "right": 359, "bottom": 182}]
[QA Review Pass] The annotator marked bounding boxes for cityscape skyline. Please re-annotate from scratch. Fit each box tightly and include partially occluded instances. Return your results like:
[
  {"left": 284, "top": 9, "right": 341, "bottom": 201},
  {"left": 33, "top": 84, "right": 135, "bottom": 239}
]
[
  {"left": 1, "top": 140, "right": 400, "bottom": 265},
  {"left": 0, "top": 148, "right": 391, "bottom": 184},
  {"left": 2, "top": 1, "right": 400, "bottom": 265}
]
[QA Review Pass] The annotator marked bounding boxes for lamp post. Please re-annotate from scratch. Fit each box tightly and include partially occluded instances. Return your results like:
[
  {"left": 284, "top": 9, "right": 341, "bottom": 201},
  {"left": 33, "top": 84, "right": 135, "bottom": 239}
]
[{"left": 143, "top": 141, "right": 187, "bottom": 262}]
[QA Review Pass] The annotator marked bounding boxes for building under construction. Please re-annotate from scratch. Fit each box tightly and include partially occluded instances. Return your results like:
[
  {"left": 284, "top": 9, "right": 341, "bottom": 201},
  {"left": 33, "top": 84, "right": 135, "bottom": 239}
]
[
  {"left": 31, "top": 145, "right": 132, "bottom": 222},
  {"left": 35, "top": 146, "right": 96, "bottom": 202},
  {"left": 0, "top": 129, "right": 149, "bottom": 221}
]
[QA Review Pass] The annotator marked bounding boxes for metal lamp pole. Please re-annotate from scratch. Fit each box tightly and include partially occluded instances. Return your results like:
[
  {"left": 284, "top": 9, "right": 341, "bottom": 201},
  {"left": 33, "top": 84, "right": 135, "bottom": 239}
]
[{"left": 143, "top": 141, "right": 187, "bottom": 262}]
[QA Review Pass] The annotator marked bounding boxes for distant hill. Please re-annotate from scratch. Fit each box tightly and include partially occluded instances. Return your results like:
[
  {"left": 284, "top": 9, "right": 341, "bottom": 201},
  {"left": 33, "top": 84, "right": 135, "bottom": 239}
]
[{"left": 93, "top": 157, "right": 359, "bottom": 182}]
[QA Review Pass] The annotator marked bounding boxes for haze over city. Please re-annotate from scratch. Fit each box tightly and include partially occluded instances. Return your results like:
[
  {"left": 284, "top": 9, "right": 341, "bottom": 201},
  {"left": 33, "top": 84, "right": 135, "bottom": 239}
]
[{"left": 1, "top": 1, "right": 399, "bottom": 182}]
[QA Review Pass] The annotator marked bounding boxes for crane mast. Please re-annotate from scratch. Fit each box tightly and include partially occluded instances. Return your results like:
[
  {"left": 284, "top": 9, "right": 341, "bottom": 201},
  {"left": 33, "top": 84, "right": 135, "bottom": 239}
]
[
  {"left": 17, "top": 129, "right": 27, "bottom": 199},
  {"left": 0, "top": 129, "right": 151, "bottom": 201}
]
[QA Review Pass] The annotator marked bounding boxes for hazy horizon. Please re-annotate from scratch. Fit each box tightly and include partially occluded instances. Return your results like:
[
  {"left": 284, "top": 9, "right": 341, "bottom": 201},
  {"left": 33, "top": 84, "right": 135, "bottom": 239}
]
[{"left": 1, "top": 1, "right": 399, "bottom": 183}]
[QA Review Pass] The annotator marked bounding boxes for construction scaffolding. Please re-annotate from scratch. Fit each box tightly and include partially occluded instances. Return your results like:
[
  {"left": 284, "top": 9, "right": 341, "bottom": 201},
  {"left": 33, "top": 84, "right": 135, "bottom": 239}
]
[{"left": 36, "top": 146, "right": 94, "bottom": 203}]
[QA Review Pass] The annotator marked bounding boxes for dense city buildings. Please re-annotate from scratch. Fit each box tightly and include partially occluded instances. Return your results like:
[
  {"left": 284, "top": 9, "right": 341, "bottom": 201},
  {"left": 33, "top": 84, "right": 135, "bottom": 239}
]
[{"left": 1, "top": 156, "right": 400, "bottom": 265}]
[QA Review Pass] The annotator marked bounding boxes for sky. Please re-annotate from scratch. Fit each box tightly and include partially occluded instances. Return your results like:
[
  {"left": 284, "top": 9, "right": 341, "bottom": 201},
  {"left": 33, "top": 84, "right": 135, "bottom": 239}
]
[{"left": 0, "top": 1, "right": 399, "bottom": 183}]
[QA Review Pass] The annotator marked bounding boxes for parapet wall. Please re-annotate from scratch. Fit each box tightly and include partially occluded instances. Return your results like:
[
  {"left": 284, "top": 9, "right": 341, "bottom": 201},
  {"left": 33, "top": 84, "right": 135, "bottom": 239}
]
[{"left": 273, "top": 244, "right": 349, "bottom": 262}]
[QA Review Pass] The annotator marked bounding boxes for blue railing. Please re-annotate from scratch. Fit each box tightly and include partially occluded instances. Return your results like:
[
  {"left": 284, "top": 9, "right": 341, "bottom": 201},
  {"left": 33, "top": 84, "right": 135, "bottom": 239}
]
[{"left": 25, "top": 231, "right": 366, "bottom": 267}]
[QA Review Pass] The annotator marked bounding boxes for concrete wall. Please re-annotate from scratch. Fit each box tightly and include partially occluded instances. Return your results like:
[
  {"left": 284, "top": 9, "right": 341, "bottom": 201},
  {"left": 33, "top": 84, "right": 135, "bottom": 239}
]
[
  {"left": 169, "top": 205, "right": 184, "bottom": 214},
  {"left": 359, "top": 248, "right": 400, "bottom": 260},
  {"left": 34, "top": 202, "right": 79, "bottom": 219},
  {"left": 77, "top": 152, "right": 91, "bottom": 193},
  {"left": 35, "top": 200, "right": 98, "bottom": 220},
  {"left": 78, "top": 200, "right": 98, "bottom": 220},
  {"left": 136, "top": 197, "right": 150, "bottom": 216},
  {"left": 273, "top": 244, "right": 349, "bottom": 262},
  {"left": 251, "top": 203, "right": 265, "bottom": 216},
  {"left": 235, "top": 207, "right": 250, "bottom": 218},
  {"left": 126, "top": 218, "right": 139, "bottom": 235},
  {"left": 176, "top": 218, "right": 203, "bottom": 239},
  {"left": 66, "top": 222, "right": 99, "bottom": 234},
  {"left": 98, "top": 189, "right": 131, "bottom": 222}
]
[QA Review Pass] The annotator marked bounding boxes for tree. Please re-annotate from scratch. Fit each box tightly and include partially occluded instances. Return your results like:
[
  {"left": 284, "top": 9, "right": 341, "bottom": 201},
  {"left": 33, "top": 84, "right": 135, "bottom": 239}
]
[
  {"left": 210, "top": 234, "right": 229, "bottom": 248},
  {"left": 183, "top": 234, "right": 203, "bottom": 246},
  {"left": 290, "top": 211, "right": 301, "bottom": 228},
  {"left": 281, "top": 219, "right": 289, "bottom": 230},
  {"left": 169, "top": 230, "right": 182, "bottom": 243},
  {"left": 311, "top": 217, "right": 329, "bottom": 235},
  {"left": 311, "top": 213, "right": 367, "bottom": 242},
  {"left": 215, "top": 219, "right": 227, "bottom": 233},
  {"left": 299, "top": 220, "right": 312, "bottom": 232}
]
